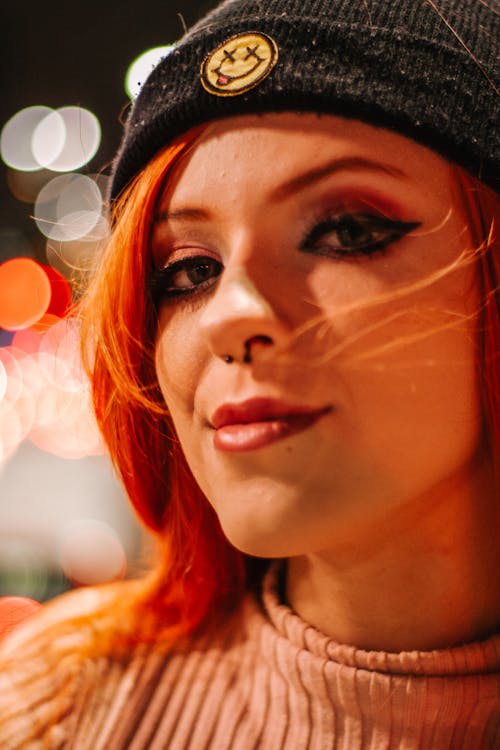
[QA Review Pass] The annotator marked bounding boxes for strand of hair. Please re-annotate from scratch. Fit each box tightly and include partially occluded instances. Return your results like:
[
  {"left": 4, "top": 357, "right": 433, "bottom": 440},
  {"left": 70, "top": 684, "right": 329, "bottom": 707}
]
[{"left": 424, "top": 0, "right": 499, "bottom": 95}]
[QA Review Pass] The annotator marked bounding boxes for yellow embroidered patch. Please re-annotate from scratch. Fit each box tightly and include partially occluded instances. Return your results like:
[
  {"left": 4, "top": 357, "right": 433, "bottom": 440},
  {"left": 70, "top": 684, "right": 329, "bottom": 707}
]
[{"left": 200, "top": 32, "right": 279, "bottom": 97}]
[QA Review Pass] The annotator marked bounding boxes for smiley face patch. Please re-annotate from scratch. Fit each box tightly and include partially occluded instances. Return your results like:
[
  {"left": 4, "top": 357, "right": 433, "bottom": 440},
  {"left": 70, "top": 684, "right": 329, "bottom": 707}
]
[{"left": 200, "top": 32, "right": 279, "bottom": 96}]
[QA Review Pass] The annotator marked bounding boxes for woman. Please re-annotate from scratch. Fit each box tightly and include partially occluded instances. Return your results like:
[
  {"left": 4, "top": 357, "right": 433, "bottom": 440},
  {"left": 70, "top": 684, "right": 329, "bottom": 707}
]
[{"left": 1, "top": 0, "right": 499, "bottom": 747}]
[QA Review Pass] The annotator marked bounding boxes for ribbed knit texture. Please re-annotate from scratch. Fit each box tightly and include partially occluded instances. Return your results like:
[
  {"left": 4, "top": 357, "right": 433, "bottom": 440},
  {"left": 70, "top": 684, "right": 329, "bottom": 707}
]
[
  {"left": 1, "top": 564, "right": 499, "bottom": 749},
  {"left": 110, "top": 0, "right": 499, "bottom": 199}
]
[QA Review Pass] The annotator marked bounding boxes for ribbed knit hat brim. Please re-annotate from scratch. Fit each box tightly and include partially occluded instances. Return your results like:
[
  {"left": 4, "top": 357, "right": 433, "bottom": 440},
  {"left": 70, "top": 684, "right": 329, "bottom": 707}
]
[{"left": 110, "top": 0, "right": 499, "bottom": 199}]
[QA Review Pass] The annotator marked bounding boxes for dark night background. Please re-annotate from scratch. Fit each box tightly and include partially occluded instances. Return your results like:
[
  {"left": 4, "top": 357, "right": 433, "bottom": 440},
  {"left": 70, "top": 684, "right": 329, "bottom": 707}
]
[
  {"left": 0, "top": 1, "right": 219, "bottom": 601},
  {"left": 1, "top": 0, "right": 216, "bottom": 263}
]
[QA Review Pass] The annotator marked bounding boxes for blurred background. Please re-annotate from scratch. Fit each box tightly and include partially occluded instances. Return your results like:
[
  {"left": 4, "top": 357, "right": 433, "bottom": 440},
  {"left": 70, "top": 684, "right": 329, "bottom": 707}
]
[{"left": 0, "top": 0, "right": 214, "bottom": 603}]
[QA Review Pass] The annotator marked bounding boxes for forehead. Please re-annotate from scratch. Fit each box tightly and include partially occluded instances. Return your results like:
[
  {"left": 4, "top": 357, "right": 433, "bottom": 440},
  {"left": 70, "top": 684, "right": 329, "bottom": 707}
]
[{"left": 160, "top": 113, "right": 454, "bottom": 208}]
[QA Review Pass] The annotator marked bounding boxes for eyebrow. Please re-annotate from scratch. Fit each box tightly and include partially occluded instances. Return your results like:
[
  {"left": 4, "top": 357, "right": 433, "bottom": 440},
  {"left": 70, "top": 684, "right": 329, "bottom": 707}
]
[
  {"left": 154, "top": 207, "right": 209, "bottom": 224},
  {"left": 270, "top": 156, "right": 407, "bottom": 202},
  {"left": 153, "top": 156, "right": 407, "bottom": 225}
]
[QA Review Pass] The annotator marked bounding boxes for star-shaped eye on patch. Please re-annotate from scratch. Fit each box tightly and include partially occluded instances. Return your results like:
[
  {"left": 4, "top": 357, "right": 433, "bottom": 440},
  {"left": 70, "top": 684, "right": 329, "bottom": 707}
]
[{"left": 200, "top": 32, "right": 279, "bottom": 97}]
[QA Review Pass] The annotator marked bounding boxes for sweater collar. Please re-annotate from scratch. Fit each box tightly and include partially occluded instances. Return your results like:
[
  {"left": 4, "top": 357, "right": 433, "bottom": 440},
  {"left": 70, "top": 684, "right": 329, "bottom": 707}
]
[{"left": 259, "top": 561, "right": 500, "bottom": 677}]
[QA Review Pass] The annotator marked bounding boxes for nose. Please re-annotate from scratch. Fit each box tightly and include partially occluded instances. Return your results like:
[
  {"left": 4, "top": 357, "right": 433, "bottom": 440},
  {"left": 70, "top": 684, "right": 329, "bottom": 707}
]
[{"left": 198, "top": 266, "right": 291, "bottom": 365}]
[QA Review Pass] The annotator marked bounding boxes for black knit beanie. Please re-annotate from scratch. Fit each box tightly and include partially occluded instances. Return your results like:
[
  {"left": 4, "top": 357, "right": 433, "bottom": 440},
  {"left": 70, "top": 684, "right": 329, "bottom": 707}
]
[{"left": 110, "top": 0, "right": 499, "bottom": 199}]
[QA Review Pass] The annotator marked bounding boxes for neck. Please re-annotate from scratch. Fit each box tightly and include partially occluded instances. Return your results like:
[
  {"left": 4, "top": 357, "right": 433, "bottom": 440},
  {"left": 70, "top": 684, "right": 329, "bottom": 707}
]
[{"left": 286, "top": 457, "right": 499, "bottom": 652}]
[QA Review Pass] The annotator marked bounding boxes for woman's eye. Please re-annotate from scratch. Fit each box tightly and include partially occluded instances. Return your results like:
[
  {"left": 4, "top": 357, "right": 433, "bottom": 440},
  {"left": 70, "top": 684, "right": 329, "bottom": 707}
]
[
  {"left": 149, "top": 256, "right": 223, "bottom": 304},
  {"left": 300, "top": 213, "right": 421, "bottom": 257}
]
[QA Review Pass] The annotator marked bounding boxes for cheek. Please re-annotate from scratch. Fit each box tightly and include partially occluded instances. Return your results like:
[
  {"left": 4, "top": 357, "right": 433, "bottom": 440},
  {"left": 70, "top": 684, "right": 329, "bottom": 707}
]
[
  {"left": 392, "top": 340, "right": 479, "bottom": 487},
  {"left": 154, "top": 312, "right": 202, "bottom": 421},
  {"left": 346, "top": 325, "right": 480, "bottom": 447},
  {"left": 309, "top": 259, "right": 482, "bottom": 472}
]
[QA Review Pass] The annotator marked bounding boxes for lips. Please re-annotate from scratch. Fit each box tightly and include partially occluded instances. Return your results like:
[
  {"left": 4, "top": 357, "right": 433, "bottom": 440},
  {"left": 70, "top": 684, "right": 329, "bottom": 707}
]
[{"left": 211, "top": 398, "right": 332, "bottom": 452}]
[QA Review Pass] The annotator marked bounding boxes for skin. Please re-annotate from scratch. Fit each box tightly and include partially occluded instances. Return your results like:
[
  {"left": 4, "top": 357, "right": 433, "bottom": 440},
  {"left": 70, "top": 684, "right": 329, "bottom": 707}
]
[{"left": 153, "top": 113, "right": 499, "bottom": 652}]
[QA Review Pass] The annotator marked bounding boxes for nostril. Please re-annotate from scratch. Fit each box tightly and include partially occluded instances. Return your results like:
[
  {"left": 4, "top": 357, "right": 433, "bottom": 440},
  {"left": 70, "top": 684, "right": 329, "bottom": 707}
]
[{"left": 243, "top": 335, "right": 273, "bottom": 363}]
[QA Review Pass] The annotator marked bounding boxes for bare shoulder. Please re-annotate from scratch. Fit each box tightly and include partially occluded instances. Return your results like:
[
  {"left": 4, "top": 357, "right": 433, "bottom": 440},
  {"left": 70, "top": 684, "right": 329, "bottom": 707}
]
[{"left": 0, "top": 581, "right": 139, "bottom": 750}]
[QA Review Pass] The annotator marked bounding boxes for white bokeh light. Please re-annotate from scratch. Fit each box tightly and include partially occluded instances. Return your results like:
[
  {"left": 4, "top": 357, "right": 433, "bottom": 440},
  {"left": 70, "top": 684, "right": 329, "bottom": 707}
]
[
  {"left": 0, "top": 361, "right": 7, "bottom": 403},
  {"left": 35, "top": 107, "right": 101, "bottom": 172},
  {"left": 125, "top": 46, "right": 174, "bottom": 99},
  {"left": 1, "top": 105, "right": 101, "bottom": 173},
  {"left": 58, "top": 519, "right": 126, "bottom": 585},
  {"left": 31, "top": 110, "right": 66, "bottom": 169},
  {"left": 1, "top": 106, "right": 53, "bottom": 171},
  {"left": 35, "top": 173, "right": 103, "bottom": 241},
  {"left": 45, "top": 214, "right": 110, "bottom": 279},
  {"left": 56, "top": 173, "right": 101, "bottom": 216},
  {"left": 55, "top": 210, "right": 103, "bottom": 243}
]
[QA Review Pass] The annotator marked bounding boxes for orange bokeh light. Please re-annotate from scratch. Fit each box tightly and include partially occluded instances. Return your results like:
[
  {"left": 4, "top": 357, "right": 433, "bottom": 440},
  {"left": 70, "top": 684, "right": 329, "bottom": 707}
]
[{"left": 0, "top": 259, "right": 51, "bottom": 331}]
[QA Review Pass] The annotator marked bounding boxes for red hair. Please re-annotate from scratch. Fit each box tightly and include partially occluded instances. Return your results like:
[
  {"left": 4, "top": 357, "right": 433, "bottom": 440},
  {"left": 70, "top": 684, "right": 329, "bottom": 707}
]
[
  {"left": 80, "top": 131, "right": 256, "bottom": 644},
  {"left": 79, "top": 135, "right": 500, "bottom": 645}
]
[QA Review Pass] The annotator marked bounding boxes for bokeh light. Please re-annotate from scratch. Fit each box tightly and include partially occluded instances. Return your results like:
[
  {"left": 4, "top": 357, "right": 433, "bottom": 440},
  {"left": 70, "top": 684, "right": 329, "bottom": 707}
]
[
  {"left": 0, "top": 106, "right": 53, "bottom": 171},
  {"left": 0, "top": 317, "right": 105, "bottom": 464},
  {"left": 0, "top": 596, "right": 42, "bottom": 639},
  {"left": 31, "top": 109, "right": 66, "bottom": 169},
  {"left": 0, "top": 347, "right": 24, "bottom": 404},
  {"left": 38, "top": 318, "right": 84, "bottom": 392},
  {"left": 125, "top": 46, "right": 174, "bottom": 99},
  {"left": 32, "top": 319, "right": 104, "bottom": 459},
  {"left": 1, "top": 105, "right": 101, "bottom": 173},
  {"left": 0, "top": 361, "right": 7, "bottom": 402},
  {"left": 45, "top": 222, "right": 109, "bottom": 281},
  {"left": 30, "top": 390, "right": 105, "bottom": 459},
  {"left": 33, "top": 107, "right": 101, "bottom": 172},
  {"left": 15, "top": 351, "right": 48, "bottom": 430},
  {"left": 0, "top": 396, "right": 29, "bottom": 465},
  {"left": 59, "top": 519, "right": 126, "bottom": 586},
  {"left": 11, "top": 327, "right": 44, "bottom": 355},
  {"left": 6, "top": 167, "right": 55, "bottom": 205},
  {"left": 35, "top": 173, "right": 103, "bottom": 242},
  {"left": 0, "top": 346, "right": 36, "bottom": 463},
  {"left": 0, "top": 259, "right": 51, "bottom": 331},
  {"left": 1, "top": 25, "right": 146, "bottom": 606}
]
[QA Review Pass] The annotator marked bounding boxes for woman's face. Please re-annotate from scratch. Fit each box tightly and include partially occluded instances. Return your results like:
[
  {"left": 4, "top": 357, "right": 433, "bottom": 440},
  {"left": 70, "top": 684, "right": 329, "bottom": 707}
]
[{"left": 152, "top": 113, "right": 483, "bottom": 557}]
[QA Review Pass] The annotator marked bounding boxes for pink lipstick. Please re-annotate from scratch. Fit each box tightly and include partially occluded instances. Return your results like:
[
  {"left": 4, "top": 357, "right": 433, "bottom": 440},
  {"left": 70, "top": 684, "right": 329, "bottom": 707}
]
[{"left": 211, "top": 398, "right": 332, "bottom": 452}]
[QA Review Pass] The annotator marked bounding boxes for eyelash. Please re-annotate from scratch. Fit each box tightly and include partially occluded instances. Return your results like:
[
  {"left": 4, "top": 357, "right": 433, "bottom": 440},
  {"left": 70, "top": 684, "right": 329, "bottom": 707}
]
[
  {"left": 300, "top": 212, "right": 421, "bottom": 258},
  {"left": 149, "top": 256, "right": 223, "bottom": 307},
  {"left": 149, "top": 212, "right": 421, "bottom": 305}
]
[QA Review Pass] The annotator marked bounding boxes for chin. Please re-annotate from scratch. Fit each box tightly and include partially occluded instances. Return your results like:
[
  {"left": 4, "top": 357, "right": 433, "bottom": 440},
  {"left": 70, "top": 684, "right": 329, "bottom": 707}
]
[
  {"left": 216, "top": 510, "right": 313, "bottom": 559},
  {"left": 200, "top": 466, "right": 345, "bottom": 558},
  {"left": 225, "top": 532, "right": 292, "bottom": 559}
]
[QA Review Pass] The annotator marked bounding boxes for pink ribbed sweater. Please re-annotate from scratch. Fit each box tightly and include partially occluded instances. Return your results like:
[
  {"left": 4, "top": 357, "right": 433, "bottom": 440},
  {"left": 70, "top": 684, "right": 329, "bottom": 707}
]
[{"left": 1, "top": 564, "right": 499, "bottom": 749}]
